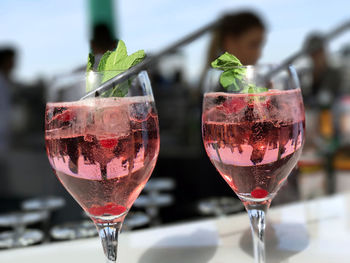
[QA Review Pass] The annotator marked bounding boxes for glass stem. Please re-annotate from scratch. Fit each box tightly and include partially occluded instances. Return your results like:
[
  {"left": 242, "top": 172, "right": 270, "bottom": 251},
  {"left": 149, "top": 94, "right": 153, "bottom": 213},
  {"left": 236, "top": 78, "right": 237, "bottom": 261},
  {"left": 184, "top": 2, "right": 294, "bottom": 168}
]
[
  {"left": 245, "top": 203, "right": 269, "bottom": 263},
  {"left": 96, "top": 221, "right": 122, "bottom": 263}
]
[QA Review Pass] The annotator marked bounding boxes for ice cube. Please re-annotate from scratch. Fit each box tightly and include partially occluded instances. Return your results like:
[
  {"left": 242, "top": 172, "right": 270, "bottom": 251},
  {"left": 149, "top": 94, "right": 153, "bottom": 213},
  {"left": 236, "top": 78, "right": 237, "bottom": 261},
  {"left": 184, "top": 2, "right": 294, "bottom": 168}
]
[{"left": 95, "top": 103, "right": 130, "bottom": 136}]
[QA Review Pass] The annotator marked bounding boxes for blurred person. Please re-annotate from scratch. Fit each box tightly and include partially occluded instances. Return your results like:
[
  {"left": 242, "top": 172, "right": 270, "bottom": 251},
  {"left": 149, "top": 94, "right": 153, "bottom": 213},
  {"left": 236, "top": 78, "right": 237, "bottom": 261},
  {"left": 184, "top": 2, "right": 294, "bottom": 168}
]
[
  {"left": 297, "top": 34, "right": 345, "bottom": 197},
  {"left": 299, "top": 33, "right": 344, "bottom": 146},
  {"left": 199, "top": 11, "right": 266, "bottom": 91},
  {"left": 0, "top": 47, "right": 15, "bottom": 199},
  {"left": 301, "top": 33, "right": 343, "bottom": 106},
  {"left": 0, "top": 47, "right": 15, "bottom": 157},
  {"left": 89, "top": 23, "right": 117, "bottom": 68},
  {"left": 193, "top": 11, "right": 266, "bottom": 208},
  {"left": 53, "top": 23, "right": 118, "bottom": 101},
  {"left": 207, "top": 11, "right": 266, "bottom": 67},
  {"left": 338, "top": 45, "right": 350, "bottom": 94},
  {"left": 155, "top": 68, "right": 189, "bottom": 145},
  {"left": 71, "top": 23, "right": 117, "bottom": 73}
]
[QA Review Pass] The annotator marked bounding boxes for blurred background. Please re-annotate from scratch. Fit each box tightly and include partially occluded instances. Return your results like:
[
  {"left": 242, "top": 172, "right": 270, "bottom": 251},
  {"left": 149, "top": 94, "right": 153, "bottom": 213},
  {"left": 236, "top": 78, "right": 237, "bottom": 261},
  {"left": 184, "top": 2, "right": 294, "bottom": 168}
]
[{"left": 0, "top": 0, "right": 350, "bottom": 247}]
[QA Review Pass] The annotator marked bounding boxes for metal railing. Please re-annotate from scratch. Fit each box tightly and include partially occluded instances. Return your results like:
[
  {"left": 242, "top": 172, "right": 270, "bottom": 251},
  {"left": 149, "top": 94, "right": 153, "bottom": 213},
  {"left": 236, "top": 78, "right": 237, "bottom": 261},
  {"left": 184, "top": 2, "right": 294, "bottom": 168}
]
[{"left": 81, "top": 16, "right": 350, "bottom": 100}]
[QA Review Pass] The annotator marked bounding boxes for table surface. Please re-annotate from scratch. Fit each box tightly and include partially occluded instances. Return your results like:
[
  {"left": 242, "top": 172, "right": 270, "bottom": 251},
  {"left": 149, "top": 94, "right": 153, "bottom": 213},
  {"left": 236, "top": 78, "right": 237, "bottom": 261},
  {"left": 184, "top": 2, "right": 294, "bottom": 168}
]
[{"left": 1, "top": 192, "right": 350, "bottom": 263}]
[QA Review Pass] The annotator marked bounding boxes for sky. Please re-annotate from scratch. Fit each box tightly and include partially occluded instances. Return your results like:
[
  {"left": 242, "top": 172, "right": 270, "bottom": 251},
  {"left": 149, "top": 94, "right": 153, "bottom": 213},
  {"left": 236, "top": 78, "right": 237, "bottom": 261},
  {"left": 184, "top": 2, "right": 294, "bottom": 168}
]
[{"left": 0, "top": 0, "right": 349, "bottom": 83}]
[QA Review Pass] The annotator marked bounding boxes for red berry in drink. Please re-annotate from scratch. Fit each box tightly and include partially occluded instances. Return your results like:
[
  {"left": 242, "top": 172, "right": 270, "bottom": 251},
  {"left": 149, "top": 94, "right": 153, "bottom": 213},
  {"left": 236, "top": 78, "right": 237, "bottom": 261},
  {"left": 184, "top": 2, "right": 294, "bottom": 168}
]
[{"left": 251, "top": 188, "right": 269, "bottom": 198}]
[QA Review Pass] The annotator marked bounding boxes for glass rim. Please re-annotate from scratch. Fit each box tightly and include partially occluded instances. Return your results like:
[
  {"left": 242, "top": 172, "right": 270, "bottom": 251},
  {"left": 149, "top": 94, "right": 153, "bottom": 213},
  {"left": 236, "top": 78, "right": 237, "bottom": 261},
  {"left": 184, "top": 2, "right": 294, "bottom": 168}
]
[{"left": 47, "top": 70, "right": 153, "bottom": 103}]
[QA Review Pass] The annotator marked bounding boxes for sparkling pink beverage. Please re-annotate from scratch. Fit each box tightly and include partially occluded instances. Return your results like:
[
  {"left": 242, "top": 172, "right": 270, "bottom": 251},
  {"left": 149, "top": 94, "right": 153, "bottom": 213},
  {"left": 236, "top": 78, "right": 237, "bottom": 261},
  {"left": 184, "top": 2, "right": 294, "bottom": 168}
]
[
  {"left": 202, "top": 89, "right": 305, "bottom": 204},
  {"left": 45, "top": 97, "right": 159, "bottom": 222}
]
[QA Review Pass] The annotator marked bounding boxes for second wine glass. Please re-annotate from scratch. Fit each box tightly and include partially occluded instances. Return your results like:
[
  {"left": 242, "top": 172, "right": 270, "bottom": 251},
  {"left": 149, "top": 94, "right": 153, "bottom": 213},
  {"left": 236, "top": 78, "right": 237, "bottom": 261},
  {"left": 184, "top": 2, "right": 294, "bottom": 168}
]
[{"left": 202, "top": 65, "right": 305, "bottom": 263}]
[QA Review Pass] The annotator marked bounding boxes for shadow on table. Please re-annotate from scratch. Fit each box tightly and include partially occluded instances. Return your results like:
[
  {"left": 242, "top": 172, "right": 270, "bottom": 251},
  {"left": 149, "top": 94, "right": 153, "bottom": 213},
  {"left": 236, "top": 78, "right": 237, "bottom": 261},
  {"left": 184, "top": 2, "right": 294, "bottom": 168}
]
[
  {"left": 138, "top": 229, "right": 218, "bottom": 263},
  {"left": 239, "top": 222, "right": 309, "bottom": 263}
]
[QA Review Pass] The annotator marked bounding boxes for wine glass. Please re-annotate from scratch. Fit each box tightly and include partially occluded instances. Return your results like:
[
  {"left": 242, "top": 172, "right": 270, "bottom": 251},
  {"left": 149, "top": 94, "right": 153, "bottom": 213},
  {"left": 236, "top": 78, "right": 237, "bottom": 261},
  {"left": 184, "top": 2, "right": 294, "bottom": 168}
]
[
  {"left": 45, "top": 70, "right": 159, "bottom": 262},
  {"left": 201, "top": 65, "right": 305, "bottom": 263}
]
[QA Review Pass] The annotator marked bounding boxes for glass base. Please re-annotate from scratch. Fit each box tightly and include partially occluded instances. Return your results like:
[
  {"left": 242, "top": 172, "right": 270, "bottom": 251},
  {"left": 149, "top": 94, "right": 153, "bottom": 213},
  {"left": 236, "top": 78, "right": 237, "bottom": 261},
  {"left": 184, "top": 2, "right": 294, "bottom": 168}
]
[
  {"left": 237, "top": 193, "right": 275, "bottom": 203},
  {"left": 87, "top": 210, "right": 128, "bottom": 224},
  {"left": 96, "top": 221, "right": 123, "bottom": 263},
  {"left": 245, "top": 203, "right": 269, "bottom": 263}
]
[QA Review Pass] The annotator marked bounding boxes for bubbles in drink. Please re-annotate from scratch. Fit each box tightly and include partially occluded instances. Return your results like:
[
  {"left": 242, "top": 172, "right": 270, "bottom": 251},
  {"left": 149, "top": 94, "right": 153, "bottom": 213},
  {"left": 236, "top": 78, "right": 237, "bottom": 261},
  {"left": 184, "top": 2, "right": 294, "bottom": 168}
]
[
  {"left": 202, "top": 89, "right": 305, "bottom": 203},
  {"left": 45, "top": 97, "right": 160, "bottom": 221}
]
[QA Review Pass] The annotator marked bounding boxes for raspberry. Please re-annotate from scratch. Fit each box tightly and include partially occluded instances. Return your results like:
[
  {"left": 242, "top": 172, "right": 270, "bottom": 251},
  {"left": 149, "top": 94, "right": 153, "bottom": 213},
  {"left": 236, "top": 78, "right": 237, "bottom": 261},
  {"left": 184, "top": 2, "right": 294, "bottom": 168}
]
[
  {"left": 100, "top": 139, "right": 118, "bottom": 149},
  {"left": 251, "top": 188, "right": 268, "bottom": 198},
  {"left": 262, "top": 99, "right": 271, "bottom": 108},
  {"left": 52, "top": 110, "right": 74, "bottom": 122},
  {"left": 221, "top": 98, "right": 246, "bottom": 114},
  {"left": 88, "top": 203, "right": 126, "bottom": 216}
]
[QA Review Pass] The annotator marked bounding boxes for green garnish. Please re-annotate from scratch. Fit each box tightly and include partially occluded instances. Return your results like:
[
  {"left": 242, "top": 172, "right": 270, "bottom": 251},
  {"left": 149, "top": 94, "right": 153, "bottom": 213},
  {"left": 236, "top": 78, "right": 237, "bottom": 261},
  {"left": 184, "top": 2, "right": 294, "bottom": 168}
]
[
  {"left": 241, "top": 84, "right": 269, "bottom": 94},
  {"left": 87, "top": 53, "right": 95, "bottom": 72},
  {"left": 211, "top": 52, "right": 268, "bottom": 93},
  {"left": 87, "top": 40, "right": 146, "bottom": 97},
  {"left": 97, "top": 51, "right": 113, "bottom": 72}
]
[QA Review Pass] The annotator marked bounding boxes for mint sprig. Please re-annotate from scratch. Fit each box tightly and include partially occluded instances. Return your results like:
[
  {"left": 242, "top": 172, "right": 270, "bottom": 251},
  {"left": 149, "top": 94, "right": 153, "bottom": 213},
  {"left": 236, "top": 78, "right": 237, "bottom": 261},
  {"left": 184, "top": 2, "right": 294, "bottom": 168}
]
[
  {"left": 87, "top": 53, "right": 95, "bottom": 72},
  {"left": 241, "top": 84, "right": 269, "bottom": 94},
  {"left": 211, "top": 52, "right": 267, "bottom": 93},
  {"left": 211, "top": 52, "right": 243, "bottom": 70},
  {"left": 87, "top": 40, "right": 146, "bottom": 97}
]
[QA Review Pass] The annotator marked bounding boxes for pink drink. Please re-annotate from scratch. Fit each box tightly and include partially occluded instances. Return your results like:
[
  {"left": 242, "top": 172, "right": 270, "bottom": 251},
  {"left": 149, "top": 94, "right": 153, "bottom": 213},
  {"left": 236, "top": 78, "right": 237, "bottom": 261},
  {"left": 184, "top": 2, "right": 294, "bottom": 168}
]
[
  {"left": 45, "top": 97, "right": 159, "bottom": 222},
  {"left": 202, "top": 89, "right": 305, "bottom": 203}
]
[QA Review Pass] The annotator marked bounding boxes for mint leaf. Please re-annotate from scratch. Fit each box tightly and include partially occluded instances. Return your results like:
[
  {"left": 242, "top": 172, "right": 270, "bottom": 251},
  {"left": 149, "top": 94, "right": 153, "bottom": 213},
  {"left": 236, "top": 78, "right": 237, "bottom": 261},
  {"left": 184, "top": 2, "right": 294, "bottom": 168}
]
[
  {"left": 87, "top": 53, "right": 95, "bottom": 71},
  {"left": 86, "top": 40, "right": 146, "bottom": 97},
  {"left": 86, "top": 53, "right": 96, "bottom": 92},
  {"left": 211, "top": 52, "right": 246, "bottom": 91},
  {"left": 254, "top": 86, "right": 268, "bottom": 93},
  {"left": 241, "top": 84, "right": 268, "bottom": 94},
  {"left": 220, "top": 70, "right": 240, "bottom": 91},
  {"left": 211, "top": 52, "right": 267, "bottom": 94},
  {"left": 100, "top": 40, "right": 145, "bottom": 84},
  {"left": 97, "top": 51, "right": 112, "bottom": 72},
  {"left": 211, "top": 52, "right": 242, "bottom": 70},
  {"left": 113, "top": 39, "right": 128, "bottom": 64},
  {"left": 98, "top": 40, "right": 128, "bottom": 83},
  {"left": 101, "top": 49, "right": 145, "bottom": 83},
  {"left": 110, "top": 81, "right": 129, "bottom": 97},
  {"left": 248, "top": 84, "right": 255, "bottom": 94},
  {"left": 118, "top": 50, "right": 145, "bottom": 70},
  {"left": 103, "top": 40, "right": 128, "bottom": 72}
]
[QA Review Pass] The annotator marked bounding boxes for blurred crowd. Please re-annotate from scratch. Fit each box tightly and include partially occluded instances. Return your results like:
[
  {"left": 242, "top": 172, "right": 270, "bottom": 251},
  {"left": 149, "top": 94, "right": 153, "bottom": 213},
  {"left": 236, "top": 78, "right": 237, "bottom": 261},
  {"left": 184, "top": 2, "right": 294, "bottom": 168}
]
[{"left": 0, "top": 9, "right": 350, "bottom": 246}]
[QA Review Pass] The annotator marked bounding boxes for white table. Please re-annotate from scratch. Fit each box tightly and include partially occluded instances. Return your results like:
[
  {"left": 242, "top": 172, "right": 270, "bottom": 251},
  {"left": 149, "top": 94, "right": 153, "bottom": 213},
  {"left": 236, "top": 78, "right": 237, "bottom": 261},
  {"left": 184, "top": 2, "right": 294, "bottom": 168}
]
[{"left": 1, "top": 193, "right": 349, "bottom": 263}]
